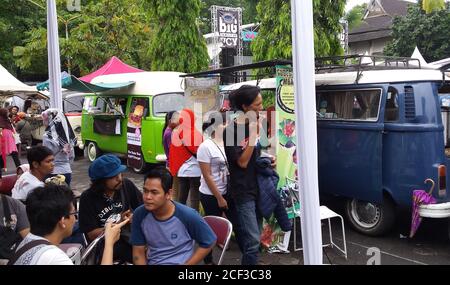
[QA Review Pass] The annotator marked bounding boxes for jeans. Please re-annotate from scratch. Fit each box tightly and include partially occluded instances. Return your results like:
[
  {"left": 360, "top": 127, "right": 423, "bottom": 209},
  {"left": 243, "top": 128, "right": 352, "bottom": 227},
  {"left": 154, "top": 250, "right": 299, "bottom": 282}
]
[{"left": 234, "top": 199, "right": 262, "bottom": 265}]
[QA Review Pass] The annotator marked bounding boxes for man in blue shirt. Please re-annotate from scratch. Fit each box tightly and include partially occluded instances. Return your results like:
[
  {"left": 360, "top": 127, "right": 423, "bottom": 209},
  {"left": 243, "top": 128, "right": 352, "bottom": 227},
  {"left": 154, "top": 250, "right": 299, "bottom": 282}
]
[{"left": 131, "top": 168, "right": 216, "bottom": 265}]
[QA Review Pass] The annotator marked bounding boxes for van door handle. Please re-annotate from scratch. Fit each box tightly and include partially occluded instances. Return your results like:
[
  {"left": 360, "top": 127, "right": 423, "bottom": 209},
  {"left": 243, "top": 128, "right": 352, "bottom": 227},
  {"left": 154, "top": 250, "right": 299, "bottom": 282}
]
[{"left": 382, "top": 130, "right": 389, "bottom": 135}]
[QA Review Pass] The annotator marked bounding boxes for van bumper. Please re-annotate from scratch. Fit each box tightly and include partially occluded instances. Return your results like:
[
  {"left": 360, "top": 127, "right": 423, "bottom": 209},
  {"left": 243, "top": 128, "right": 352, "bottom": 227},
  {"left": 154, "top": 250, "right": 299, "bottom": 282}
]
[
  {"left": 155, "top": 154, "right": 167, "bottom": 162},
  {"left": 419, "top": 202, "right": 450, "bottom": 218}
]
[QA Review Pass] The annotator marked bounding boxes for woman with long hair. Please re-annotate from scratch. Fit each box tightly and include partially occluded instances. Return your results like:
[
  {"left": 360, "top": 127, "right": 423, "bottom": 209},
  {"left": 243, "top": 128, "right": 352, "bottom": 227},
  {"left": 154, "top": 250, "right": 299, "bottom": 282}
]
[
  {"left": 0, "top": 108, "right": 21, "bottom": 176},
  {"left": 224, "top": 85, "right": 271, "bottom": 265}
]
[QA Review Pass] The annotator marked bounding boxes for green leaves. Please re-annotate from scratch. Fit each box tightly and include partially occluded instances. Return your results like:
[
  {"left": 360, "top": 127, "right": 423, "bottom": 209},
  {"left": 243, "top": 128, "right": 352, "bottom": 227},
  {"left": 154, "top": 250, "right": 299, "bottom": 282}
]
[
  {"left": 251, "top": 0, "right": 346, "bottom": 63},
  {"left": 385, "top": 2, "right": 450, "bottom": 62},
  {"left": 145, "top": 0, "right": 209, "bottom": 73}
]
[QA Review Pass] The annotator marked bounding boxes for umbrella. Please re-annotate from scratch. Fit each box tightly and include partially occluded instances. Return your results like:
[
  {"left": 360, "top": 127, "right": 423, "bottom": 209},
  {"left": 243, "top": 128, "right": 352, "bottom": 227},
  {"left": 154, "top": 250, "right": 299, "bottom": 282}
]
[{"left": 409, "top": 179, "right": 437, "bottom": 238}]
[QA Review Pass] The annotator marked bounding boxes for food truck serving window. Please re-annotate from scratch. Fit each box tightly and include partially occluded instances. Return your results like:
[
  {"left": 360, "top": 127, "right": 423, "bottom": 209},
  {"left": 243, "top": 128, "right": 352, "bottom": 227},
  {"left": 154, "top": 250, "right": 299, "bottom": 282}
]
[
  {"left": 316, "top": 89, "right": 382, "bottom": 121},
  {"left": 153, "top": 93, "right": 185, "bottom": 116}
]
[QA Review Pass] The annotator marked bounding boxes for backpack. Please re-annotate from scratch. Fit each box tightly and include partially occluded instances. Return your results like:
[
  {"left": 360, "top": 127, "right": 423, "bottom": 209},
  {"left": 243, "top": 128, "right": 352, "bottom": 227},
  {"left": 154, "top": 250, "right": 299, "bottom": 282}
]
[{"left": 0, "top": 195, "right": 23, "bottom": 260}]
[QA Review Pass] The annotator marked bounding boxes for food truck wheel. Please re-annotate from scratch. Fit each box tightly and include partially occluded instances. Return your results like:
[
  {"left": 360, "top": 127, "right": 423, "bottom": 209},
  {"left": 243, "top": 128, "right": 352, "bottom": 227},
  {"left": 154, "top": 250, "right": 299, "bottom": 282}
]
[
  {"left": 132, "top": 161, "right": 148, "bottom": 174},
  {"left": 86, "top": 141, "right": 102, "bottom": 162},
  {"left": 345, "top": 197, "right": 395, "bottom": 236}
]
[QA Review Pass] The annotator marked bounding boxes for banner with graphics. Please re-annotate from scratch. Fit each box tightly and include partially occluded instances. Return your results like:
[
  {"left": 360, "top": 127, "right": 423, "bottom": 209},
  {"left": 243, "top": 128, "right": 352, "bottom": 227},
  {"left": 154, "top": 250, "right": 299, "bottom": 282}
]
[
  {"left": 127, "top": 98, "right": 147, "bottom": 169},
  {"left": 260, "top": 66, "right": 299, "bottom": 253},
  {"left": 185, "top": 77, "right": 221, "bottom": 119},
  {"left": 217, "top": 9, "right": 240, "bottom": 48}
]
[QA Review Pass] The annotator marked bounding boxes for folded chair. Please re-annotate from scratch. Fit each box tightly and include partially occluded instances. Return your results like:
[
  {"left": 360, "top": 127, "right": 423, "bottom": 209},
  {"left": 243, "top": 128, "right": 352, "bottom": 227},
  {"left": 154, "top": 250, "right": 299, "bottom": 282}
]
[{"left": 203, "top": 216, "right": 233, "bottom": 265}]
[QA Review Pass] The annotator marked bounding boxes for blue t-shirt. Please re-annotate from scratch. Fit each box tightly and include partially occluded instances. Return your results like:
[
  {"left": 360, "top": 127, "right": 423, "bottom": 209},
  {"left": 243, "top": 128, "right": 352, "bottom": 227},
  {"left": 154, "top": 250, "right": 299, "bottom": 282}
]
[{"left": 130, "top": 201, "right": 216, "bottom": 265}]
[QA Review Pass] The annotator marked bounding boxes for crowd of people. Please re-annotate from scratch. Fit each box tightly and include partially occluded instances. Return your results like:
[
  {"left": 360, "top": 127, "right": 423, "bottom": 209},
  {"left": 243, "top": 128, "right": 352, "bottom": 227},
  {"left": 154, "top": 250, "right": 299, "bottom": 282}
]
[{"left": 0, "top": 85, "right": 290, "bottom": 266}]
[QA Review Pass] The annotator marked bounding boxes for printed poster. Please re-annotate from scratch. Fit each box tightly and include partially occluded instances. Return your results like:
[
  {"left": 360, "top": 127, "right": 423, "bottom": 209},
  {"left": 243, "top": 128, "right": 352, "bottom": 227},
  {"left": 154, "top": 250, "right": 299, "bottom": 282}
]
[
  {"left": 260, "top": 66, "right": 300, "bottom": 253},
  {"left": 185, "top": 77, "right": 221, "bottom": 121},
  {"left": 127, "top": 98, "right": 146, "bottom": 169}
]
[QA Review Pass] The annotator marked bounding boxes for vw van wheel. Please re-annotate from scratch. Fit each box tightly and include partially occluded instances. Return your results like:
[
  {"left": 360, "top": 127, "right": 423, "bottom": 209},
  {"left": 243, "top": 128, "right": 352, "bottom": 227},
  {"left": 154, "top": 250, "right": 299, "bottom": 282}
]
[
  {"left": 132, "top": 162, "right": 148, "bottom": 174},
  {"left": 87, "top": 142, "right": 101, "bottom": 162},
  {"left": 345, "top": 197, "right": 395, "bottom": 236}
]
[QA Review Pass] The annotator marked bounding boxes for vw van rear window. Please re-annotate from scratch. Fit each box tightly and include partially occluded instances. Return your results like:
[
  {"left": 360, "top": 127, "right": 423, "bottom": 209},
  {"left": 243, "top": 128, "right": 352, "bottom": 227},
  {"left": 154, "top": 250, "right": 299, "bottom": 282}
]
[
  {"left": 153, "top": 93, "right": 185, "bottom": 116},
  {"left": 316, "top": 89, "right": 382, "bottom": 121}
]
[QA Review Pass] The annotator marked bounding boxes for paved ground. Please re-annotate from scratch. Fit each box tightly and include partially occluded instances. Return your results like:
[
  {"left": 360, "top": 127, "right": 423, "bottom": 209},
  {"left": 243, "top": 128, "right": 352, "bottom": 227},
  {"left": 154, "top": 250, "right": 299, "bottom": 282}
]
[{"left": 6, "top": 154, "right": 450, "bottom": 265}]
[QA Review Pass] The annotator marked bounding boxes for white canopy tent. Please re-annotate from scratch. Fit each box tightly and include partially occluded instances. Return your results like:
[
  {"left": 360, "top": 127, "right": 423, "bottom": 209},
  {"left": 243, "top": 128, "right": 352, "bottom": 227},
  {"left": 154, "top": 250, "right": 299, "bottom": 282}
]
[{"left": 0, "top": 64, "right": 45, "bottom": 99}]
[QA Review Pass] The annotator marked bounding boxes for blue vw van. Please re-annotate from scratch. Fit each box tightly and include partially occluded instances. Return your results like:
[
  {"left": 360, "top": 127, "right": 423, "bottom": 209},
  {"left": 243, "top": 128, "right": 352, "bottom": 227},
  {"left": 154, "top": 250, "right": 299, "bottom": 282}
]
[{"left": 221, "top": 58, "right": 450, "bottom": 236}]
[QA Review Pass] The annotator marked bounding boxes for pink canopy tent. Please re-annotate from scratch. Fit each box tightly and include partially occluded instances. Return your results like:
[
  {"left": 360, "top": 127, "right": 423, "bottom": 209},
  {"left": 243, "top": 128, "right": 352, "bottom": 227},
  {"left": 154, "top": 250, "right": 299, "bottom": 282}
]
[{"left": 79, "top": 56, "right": 144, "bottom": 83}]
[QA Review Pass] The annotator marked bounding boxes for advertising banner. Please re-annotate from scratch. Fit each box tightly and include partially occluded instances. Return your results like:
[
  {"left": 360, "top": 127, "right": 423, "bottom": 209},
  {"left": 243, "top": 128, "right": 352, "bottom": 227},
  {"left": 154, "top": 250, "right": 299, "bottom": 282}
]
[
  {"left": 260, "top": 66, "right": 299, "bottom": 253},
  {"left": 217, "top": 9, "right": 240, "bottom": 48},
  {"left": 127, "top": 98, "right": 146, "bottom": 169},
  {"left": 185, "top": 77, "right": 221, "bottom": 118}
]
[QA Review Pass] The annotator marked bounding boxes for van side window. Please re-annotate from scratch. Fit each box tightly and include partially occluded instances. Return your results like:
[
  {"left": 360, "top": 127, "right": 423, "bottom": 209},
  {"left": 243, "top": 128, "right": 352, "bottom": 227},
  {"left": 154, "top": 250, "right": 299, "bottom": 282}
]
[
  {"left": 316, "top": 89, "right": 381, "bottom": 121},
  {"left": 385, "top": 87, "right": 399, "bottom": 122}
]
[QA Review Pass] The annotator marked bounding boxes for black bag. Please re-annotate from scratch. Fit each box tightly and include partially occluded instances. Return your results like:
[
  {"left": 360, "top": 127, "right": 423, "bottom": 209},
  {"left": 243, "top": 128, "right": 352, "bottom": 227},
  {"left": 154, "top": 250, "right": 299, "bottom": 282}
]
[{"left": 0, "top": 195, "right": 23, "bottom": 260}]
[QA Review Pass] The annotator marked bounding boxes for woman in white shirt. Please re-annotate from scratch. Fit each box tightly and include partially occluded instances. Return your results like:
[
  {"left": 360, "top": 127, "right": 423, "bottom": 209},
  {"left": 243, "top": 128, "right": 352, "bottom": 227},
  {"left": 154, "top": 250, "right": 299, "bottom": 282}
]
[{"left": 197, "top": 112, "right": 230, "bottom": 265}]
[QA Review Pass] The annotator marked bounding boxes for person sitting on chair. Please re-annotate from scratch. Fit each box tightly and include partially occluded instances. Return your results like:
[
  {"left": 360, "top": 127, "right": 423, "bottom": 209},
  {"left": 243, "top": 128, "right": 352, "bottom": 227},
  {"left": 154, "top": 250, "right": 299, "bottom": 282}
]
[
  {"left": 11, "top": 146, "right": 54, "bottom": 202},
  {"left": 8, "top": 184, "right": 128, "bottom": 265},
  {"left": 131, "top": 167, "right": 216, "bottom": 265},
  {"left": 78, "top": 154, "right": 142, "bottom": 264}
]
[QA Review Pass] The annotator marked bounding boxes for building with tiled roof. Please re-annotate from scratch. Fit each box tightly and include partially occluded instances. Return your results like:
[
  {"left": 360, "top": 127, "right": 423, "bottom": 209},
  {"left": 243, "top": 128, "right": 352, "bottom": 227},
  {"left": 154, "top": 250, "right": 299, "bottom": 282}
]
[{"left": 348, "top": 0, "right": 412, "bottom": 55}]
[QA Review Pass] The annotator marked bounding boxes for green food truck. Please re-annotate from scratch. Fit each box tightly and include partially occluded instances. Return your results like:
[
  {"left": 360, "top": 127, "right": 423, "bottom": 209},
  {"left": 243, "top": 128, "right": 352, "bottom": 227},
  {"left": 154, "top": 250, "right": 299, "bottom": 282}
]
[{"left": 81, "top": 72, "right": 185, "bottom": 172}]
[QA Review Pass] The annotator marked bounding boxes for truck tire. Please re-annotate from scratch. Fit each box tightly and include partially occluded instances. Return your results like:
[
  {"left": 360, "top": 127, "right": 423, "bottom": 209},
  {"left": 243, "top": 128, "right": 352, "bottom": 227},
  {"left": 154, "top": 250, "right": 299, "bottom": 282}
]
[
  {"left": 86, "top": 141, "right": 102, "bottom": 162},
  {"left": 345, "top": 196, "right": 396, "bottom": 236}
]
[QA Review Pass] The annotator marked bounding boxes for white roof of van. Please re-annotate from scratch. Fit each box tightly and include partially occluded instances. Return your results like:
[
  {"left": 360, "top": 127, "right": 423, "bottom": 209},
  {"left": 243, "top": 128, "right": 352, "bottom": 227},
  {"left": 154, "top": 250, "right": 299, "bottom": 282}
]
[
  {"left": 91, "top": 71, "right": 185, "bottom": 95},
  {"left": 221, "top": 69, "right": 449, "bottom": 90}
]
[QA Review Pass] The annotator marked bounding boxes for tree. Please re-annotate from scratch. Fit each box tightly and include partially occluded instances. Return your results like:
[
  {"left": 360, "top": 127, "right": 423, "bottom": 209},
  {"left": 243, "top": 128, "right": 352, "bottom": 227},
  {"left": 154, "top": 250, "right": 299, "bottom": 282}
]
[
  {"left": 384, "top": 2, "right": 450, "bottom": 62},
  {"left": 422, "top": 0, "right": 446, "bottom": 13},
  {"left": 145, "top": 0, "right": 209, "bottom": 73},
  {"left": 345, "top": 4, "right": 367, "bottom": 30},
  {"left": 251, "top": 0, "right": 346, "bottom": 62},
  {"left": 0, "top": 0, "right": 46, "bottom": 76},
  {"left": 13, "top": 0, "right": 153, "bottom": 76}
]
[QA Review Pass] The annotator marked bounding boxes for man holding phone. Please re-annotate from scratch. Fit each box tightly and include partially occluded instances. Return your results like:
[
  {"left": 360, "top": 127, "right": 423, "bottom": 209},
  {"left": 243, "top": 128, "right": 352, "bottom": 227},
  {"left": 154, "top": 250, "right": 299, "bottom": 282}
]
[{"left": 79, "top": 154, "right": 143, "bottom": 263}]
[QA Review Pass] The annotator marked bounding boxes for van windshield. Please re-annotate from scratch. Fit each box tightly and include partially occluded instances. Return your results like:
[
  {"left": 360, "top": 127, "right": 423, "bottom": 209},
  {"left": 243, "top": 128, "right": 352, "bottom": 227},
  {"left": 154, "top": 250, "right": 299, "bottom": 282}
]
[{"left": 153, "top": 93, "right": 185, "bottom": 116}]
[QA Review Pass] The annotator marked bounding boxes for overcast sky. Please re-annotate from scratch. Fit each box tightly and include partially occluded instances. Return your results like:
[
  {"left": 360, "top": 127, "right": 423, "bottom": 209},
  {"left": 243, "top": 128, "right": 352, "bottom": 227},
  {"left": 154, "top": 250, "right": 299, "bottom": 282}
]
[{"left": 345, "top": 0, "right": 416, "bottom": 12}]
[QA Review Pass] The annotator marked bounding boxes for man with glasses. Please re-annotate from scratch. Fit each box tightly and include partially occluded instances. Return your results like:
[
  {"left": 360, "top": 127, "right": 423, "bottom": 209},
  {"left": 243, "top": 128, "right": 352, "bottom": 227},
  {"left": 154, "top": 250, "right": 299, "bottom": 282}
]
[
  {"left": 79, "top": 154, "right": 143, "bottom": 263},
  {"left": 9, "top": 184, "right": 127, "bottom": 265}
]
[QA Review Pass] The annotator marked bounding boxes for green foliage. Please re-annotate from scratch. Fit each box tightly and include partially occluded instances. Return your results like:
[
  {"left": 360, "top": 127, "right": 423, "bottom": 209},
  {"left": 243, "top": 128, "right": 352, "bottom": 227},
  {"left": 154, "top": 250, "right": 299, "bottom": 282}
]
[
  {"left": 251, "top": 0, "right": 346, "bottom": 63},
  {"left": 422, "top": 0, "right": 446, "bottom": 14},
  {"left": 345, "top": 4, "right": 367, "bottom": 30},
  {"left": 384, "top": 2, "right": 450, "bottom": 62},
  {"left": 145, "top": 0, "right": 209, "bottom": 73},
  {"left": 13, "top": 0, "right": 152, "bottom": 76},
  {"left": 0, "top": 0, "right": 46, "bottom": 75}
]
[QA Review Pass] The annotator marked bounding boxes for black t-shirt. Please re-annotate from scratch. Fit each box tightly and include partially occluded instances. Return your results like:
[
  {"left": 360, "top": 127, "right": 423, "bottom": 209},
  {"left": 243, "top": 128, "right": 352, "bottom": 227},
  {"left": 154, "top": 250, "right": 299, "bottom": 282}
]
[
  {"left": 224, "top": 121, "right": 260, "bottom": 203},
  {"left": 78, "top": 178, "right": 143, "bottom": 235}
]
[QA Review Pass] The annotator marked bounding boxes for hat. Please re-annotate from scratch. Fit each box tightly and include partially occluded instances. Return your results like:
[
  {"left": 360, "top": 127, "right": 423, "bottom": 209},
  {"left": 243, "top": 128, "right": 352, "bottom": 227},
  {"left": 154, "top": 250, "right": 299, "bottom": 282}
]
[{"left": 89, "top": 154, "right": 127, "bottom": 181}]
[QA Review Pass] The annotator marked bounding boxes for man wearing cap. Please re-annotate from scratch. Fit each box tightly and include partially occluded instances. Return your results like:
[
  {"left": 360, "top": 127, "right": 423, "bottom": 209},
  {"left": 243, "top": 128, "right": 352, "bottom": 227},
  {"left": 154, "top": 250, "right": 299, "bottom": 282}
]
[{"left": 78, "top": 154, "right": 142, "bottom": 263}]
